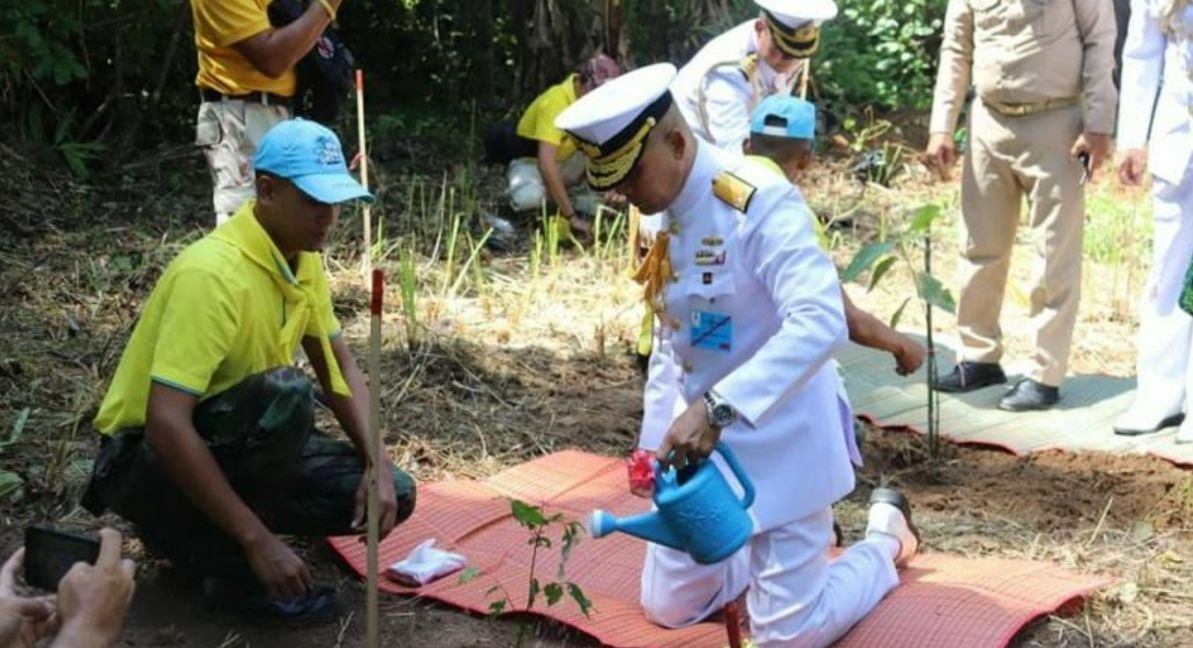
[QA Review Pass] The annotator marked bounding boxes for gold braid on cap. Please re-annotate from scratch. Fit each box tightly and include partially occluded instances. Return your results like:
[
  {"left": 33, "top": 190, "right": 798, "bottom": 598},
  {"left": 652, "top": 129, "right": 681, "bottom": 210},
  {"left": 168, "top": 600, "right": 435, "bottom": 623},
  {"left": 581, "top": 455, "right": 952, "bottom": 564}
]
[
  {"left": 569, "top": 90, "right": 674, "bottom": 191},
  {"left": 763, "top": 10, "right": 821, "bottom": 58}
]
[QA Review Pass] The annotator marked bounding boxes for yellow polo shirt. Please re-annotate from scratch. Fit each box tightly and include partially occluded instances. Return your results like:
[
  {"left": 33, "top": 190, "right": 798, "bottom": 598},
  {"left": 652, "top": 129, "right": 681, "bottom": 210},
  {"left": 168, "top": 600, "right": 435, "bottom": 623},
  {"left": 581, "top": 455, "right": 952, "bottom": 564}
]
[
  {"left": 516, "top": 74, "right": 579, "bottom": 161},
  {"left": 191, "top": 0, "right": 296, "bottom": 97},
  {"left": 94, "top": 202, "right": 341, "bottom": 435}
]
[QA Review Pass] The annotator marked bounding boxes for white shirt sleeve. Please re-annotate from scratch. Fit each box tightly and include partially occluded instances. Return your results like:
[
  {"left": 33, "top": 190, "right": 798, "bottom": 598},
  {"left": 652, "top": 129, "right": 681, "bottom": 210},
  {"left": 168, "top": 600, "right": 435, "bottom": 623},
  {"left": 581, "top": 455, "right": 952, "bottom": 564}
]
[
  {"left": 702, "top": 71, "right": 753, "bottom": 153},
  {"left": 638, "top": 335, "right": 681, "bottom": 451},
  {"left": 1117, "top": 0, "right": 1166, "bottom": 149}
]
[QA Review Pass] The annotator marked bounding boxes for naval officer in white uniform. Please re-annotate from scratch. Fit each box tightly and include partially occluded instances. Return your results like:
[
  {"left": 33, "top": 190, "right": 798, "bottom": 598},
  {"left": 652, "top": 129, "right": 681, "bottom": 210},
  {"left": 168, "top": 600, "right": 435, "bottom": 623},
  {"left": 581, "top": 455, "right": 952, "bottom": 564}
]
[
  {"left": 556, "top": 63, "right": 920, "bottom": 647},
  {"left": 1114, "top": 0, "right": 1193, "bottom": 442},
  {"left": 670, "top": 0, "right": 838, "bottom": 153}
]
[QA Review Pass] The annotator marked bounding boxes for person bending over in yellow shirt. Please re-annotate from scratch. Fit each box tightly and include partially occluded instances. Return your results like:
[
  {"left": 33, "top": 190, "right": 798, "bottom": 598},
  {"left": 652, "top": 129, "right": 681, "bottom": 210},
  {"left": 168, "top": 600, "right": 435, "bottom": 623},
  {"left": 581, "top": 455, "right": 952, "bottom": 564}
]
[
  {"left": 485, "top": 55, "right": 621, "bottom": 237},
  {"left": 82, "top": 119, "right": 415, "bottom": 621},
  {"left": 746, "top": 95, "right": 925, "bottom": 376}
]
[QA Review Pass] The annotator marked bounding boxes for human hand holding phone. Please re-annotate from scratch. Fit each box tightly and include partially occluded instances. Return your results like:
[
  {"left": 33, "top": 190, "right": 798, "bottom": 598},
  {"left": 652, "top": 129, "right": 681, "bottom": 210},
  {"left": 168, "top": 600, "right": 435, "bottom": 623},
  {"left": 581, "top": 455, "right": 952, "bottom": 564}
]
[{"left": 53, "top": 529, "right": 135, "bottom": 648}]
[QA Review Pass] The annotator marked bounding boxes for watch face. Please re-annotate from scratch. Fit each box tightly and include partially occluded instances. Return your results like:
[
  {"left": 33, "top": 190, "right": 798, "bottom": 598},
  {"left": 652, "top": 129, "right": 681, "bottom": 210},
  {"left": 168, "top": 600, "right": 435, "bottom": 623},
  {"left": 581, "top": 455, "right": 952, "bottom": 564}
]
[{"left": 712, "top": 403, "right": 735, "bottom": 427}]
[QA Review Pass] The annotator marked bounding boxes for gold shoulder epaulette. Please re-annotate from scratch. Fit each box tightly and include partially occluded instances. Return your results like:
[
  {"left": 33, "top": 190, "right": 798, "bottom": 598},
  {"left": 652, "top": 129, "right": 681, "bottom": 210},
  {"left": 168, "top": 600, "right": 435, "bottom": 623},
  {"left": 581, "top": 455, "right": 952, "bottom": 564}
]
[
  {"left": 738, "top": 54, "right": 758, "bottom": 82},
  {"left": 712, "top": 171, "right": 756, "bottom": 213}
]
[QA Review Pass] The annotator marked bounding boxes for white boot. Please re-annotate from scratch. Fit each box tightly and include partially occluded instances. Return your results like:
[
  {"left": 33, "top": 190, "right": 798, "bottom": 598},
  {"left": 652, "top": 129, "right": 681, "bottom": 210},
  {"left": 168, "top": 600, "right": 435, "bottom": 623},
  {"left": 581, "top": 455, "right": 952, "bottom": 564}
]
[
  {"left": 1115, "top": 304, "right": 1187, "bottom": 435},
  {"left": 1120, "top": 198, "right": 1193, "bottom": 434},
  {"left": 1179, "top": 350, "right": 1193, "bottom": 444},
  {"left": 1176, "top": 418, "right": 1193, "bottom": 444},
  {"left": 865, "top": 488, "right": 920, "bottom": 568},
  {"left": 1114, "top": 401, "right": 1184, "bottom": 436}
]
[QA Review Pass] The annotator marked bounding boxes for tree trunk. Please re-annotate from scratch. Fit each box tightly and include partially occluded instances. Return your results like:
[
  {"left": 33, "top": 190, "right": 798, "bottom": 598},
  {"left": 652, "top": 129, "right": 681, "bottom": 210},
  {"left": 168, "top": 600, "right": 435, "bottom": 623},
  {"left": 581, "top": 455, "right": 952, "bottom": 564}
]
[{"left": 510, "top": 0, "right": 597, "bottom": 100}]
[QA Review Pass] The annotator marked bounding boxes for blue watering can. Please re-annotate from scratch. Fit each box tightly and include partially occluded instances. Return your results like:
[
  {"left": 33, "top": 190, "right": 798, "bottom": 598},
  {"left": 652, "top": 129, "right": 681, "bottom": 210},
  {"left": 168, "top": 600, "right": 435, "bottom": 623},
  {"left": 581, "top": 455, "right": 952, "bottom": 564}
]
[{"left": 589, "top": 442, "right": 755, "bottom": 565}]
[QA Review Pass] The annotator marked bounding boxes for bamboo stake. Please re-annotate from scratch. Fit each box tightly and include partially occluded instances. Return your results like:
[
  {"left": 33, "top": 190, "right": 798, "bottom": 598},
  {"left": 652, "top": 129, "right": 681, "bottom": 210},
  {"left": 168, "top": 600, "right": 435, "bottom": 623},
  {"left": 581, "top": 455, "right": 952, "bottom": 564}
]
[
  {"left": 366, "top": 268, "right": 383, "bottom": 648},
  {"left": 799, "top": 59, "right": 811, "bottom": 100},
  {"left": 356, "top": 70, "right": 372, "bottom": 277},
  {"left": 724, "top": 601, "right": 743, "bottom": 648}
]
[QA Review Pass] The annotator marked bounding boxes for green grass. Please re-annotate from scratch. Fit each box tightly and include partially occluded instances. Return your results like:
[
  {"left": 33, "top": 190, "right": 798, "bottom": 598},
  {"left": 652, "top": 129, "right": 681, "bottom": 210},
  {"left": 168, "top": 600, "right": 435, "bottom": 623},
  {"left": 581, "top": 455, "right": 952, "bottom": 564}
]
[{"left": 1084, "top": 182, "right": 1152, "bottom": 267}]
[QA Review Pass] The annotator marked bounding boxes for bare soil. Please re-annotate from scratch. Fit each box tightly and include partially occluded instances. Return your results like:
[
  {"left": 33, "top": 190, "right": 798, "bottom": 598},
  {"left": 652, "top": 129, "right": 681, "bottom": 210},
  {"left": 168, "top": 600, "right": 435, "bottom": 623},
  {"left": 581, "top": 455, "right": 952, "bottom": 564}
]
[{"left": 1, "top": 143, "right": 1190, "bottom": 647}]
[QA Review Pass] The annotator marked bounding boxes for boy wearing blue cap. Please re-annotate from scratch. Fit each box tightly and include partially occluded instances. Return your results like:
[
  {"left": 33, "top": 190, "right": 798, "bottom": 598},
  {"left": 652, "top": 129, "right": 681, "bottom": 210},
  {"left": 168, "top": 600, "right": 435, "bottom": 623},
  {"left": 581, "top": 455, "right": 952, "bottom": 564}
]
[
  {"left": 82, "top": 119, "right": 415, "bottom": 619},
  {"left": 744, "top": 94, "right": 816, "bottom": 182},
  {"left": 747, "top": 96, "right": 925, "bottom": 376}
]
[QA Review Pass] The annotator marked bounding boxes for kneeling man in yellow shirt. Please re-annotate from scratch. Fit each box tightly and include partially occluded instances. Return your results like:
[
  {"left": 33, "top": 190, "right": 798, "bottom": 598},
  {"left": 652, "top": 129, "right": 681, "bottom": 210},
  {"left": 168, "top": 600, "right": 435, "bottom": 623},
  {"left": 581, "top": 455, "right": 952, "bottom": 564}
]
[{"left": 83, "top": 119, "right": 415, "bottom": 621}]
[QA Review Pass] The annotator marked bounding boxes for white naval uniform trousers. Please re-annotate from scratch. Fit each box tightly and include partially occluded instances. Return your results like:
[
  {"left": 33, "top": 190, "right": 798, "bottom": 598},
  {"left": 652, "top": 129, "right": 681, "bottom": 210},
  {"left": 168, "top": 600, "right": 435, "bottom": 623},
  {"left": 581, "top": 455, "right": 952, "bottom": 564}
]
[
  {"left": 636, "top": 142, "right": 899, "bottom": 647},
  {"left": 1118, "top": 1, "right": 1193, "bottom": 418}
]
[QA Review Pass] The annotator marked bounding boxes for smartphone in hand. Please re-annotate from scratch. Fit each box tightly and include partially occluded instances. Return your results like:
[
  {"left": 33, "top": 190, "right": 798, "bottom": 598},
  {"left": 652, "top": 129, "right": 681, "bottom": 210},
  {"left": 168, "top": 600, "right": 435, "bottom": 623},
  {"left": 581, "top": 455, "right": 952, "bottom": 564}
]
[
  {"left": 1079, "top": 152, "right": 1092, "bottom": 185},
  {"left": 23, "top": 525, "right": 101, "bottom": 591}
]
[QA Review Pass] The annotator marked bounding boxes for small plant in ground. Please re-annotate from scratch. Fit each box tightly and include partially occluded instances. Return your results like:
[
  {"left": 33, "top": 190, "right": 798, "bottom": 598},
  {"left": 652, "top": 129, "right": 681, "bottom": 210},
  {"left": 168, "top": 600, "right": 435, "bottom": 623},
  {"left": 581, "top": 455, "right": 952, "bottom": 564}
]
[
  {"left": 842, "top": 202, "right": 955, "bottom": 459},
  {"left": 458, "top": 499, "right": 592, "bottom": 647},
  {"left": 834, "top": 109, "right": 908, "bottom": 188}
]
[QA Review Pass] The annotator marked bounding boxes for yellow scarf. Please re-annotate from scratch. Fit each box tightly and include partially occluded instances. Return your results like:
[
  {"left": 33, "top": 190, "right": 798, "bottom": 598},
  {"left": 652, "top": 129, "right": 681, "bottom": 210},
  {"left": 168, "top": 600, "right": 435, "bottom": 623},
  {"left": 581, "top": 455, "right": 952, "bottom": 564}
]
[{"left": 212, "top": 202, "right": 351, "bottom": 397}]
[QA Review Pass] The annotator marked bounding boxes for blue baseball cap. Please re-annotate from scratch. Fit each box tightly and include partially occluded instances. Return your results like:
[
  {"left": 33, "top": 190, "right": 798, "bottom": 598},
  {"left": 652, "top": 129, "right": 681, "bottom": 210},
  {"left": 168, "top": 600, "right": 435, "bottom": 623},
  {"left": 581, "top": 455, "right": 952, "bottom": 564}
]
[
  {"left": 252, "top": 119, "right": 373, "bottom": 204},
  {"left": 750, "top": 96, "right": 816, "bottom": 140}
]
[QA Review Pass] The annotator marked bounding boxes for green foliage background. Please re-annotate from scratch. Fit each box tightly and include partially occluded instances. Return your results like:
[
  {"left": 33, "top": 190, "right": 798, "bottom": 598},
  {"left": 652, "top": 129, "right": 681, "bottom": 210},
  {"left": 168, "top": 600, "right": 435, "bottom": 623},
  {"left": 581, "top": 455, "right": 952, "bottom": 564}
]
[{"left": 0, "top": 0, "right": 945, "bottom": 175}]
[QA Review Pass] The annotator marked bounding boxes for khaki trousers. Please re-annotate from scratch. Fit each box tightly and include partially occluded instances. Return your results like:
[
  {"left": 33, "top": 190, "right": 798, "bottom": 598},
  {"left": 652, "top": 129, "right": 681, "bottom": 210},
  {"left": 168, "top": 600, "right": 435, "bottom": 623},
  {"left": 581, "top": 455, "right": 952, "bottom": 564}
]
[
  {"left": 956, "top": 100, "right": 1085, "bottom": 387},
  {"left": 195, "top": 100, "right": 291, "bottom": 225}
]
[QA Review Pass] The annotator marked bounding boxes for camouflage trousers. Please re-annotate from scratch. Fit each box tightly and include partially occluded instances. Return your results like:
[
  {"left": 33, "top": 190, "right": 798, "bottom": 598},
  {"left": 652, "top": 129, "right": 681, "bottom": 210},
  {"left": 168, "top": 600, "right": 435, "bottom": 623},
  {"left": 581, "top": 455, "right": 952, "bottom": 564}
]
[
  {"left": 82, "top": 367, "right": 416, "bottom": 581},
  {"left": 195, "top": 99, "right": 291, "bottom": 225}
]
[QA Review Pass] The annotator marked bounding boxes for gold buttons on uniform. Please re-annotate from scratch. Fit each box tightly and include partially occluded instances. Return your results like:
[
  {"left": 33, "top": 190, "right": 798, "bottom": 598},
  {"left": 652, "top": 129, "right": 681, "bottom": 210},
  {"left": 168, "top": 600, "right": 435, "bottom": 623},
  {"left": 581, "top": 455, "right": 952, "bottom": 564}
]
[
  {"left": 682, "top": 361, "right": 694, "bottom": 373},
  {"left": 669, "top": 317, "right": 681, "bottom": 331},
  {"left": 668, "top": 221, "right": 681, "bottom": 234}
]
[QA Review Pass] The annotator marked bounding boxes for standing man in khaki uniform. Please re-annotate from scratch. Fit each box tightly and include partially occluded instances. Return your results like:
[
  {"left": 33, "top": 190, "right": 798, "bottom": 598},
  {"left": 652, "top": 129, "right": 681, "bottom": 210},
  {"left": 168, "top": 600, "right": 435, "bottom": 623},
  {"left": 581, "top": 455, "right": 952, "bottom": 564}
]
[
  {"left": 927, "top": 0, "right": 1118, "bottom": 411},
  {"left": 190, "top": 0, "right": 344, "bottom": 225}
]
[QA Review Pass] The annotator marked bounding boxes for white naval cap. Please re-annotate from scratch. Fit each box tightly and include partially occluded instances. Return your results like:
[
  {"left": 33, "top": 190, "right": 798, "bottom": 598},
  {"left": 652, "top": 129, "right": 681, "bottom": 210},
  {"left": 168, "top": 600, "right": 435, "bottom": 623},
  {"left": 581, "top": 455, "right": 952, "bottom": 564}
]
[
  {"left": 755, "top": 0, "right": 837, "bottom": 58},
  {"left": 755, "top": 0, "right": 838, "bottom": 26},
  {"left": 555, "top": 63, "right": 678, "bottom": 191}
]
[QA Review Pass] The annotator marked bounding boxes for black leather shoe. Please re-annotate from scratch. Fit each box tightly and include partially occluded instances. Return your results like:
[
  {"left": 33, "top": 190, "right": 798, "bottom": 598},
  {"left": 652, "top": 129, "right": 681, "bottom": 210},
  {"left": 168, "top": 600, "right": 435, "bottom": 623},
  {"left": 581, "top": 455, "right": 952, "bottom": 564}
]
[
  {"left": 998, "top": 379, "right": 1059, "bottom": 412},
  {"left": 867, "top": 487, "right": 920, "bottom": 567},
  {"left": 932, "top": 361, "right": 1007, "bottom": 393}
]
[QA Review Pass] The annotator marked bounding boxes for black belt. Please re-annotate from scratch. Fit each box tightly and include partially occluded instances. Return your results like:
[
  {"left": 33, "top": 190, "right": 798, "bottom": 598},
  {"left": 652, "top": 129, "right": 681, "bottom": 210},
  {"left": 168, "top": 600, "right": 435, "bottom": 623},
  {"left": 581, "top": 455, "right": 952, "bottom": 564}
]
[{"left": 200, "top": 88, "right": 291, "bottom": 106}]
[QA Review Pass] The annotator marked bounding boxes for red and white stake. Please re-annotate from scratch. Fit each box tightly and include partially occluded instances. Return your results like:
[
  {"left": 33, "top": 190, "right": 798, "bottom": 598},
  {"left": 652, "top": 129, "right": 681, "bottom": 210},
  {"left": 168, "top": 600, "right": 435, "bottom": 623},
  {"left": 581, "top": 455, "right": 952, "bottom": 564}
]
[
  {"left": 366, "top": 268, "right": 383, "bottom": 648},
  {"left": 356, "top": 69, "right": 372, "bottom": 276}
]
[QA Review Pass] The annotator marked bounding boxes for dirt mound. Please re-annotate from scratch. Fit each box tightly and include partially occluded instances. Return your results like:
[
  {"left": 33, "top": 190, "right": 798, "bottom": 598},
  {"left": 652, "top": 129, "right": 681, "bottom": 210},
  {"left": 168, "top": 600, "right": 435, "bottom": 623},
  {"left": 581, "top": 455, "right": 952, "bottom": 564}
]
[{"left": 859, "top": 426, "right": 1193, "bottom": 532}]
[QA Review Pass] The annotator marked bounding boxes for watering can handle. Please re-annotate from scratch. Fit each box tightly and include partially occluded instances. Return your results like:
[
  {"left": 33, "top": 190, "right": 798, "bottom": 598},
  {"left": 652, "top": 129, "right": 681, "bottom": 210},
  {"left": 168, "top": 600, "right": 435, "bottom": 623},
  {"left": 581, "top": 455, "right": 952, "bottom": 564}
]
[{"left": 713, "top": 442, "right": 755, "bottom": 510}]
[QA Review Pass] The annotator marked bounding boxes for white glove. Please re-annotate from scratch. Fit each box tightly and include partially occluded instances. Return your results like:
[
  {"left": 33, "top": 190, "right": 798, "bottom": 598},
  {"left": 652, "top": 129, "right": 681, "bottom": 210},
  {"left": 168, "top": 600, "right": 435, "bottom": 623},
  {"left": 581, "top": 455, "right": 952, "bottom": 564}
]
[{"left": 386, "top": 539, "right": 467, "bottom": 587}]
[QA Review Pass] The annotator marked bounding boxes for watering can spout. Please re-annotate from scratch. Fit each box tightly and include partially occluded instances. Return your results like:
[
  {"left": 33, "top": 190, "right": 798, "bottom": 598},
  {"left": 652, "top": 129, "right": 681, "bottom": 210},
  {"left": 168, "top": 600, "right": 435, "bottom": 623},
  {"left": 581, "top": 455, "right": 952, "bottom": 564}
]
[{"left": 588, "top": 510, "right": 684, "bottom": 551}]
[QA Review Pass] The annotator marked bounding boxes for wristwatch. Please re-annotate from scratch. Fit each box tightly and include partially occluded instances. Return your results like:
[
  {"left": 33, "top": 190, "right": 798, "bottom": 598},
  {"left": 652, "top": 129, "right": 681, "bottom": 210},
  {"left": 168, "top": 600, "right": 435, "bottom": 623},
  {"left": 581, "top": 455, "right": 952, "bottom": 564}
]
[{"left": 703, "top": 390, "right": 737, "bottom": 429}]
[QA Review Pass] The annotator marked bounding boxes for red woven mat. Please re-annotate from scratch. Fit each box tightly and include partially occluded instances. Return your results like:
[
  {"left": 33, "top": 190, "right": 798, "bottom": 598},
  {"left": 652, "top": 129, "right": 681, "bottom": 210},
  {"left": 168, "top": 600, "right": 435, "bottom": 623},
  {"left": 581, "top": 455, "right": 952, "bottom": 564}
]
[{"left": 329, "top": 451, "right": 1112, "bottom": 647}]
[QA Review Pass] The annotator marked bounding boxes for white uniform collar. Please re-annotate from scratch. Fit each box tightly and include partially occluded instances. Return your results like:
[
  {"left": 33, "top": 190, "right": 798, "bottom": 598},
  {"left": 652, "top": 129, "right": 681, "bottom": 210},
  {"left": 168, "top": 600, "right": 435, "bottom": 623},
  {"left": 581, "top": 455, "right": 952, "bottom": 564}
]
[{"left": 670, "top": 139, "right": 719, "bottom": 218}]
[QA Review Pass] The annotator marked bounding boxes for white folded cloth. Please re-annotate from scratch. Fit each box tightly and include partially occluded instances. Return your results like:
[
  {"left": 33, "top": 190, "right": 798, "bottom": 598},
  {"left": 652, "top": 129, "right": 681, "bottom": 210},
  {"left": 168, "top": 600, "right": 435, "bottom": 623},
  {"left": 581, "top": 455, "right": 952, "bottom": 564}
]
[{"left": 386, "top": 539, "right": 467, "bottom": 587}]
